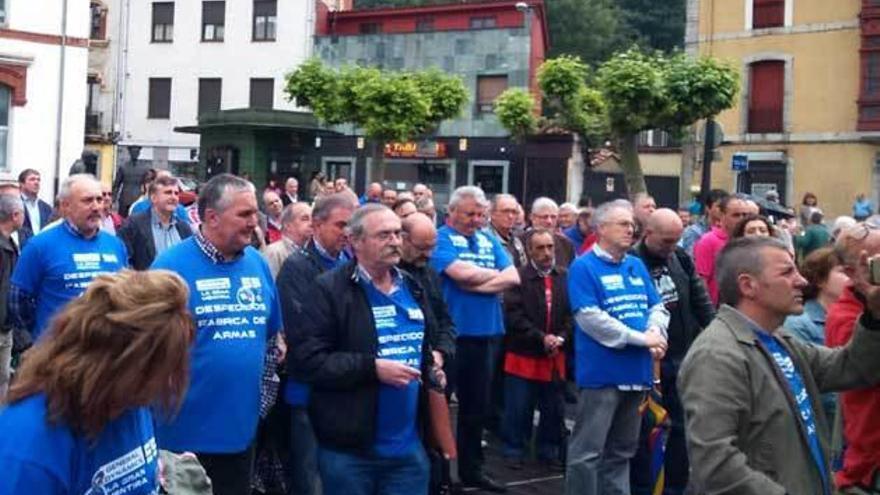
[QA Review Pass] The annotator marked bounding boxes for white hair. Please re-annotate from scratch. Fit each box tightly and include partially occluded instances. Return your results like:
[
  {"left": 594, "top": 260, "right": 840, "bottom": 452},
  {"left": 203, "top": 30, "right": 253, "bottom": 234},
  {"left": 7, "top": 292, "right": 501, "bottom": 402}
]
[
  {"left": 592, "top": 199, "right": 633, "bottom": 229},
  {"left": 449, "top": 186, "right": 488, "bottom": 210},
  {"left": 58, "top": 174, "right": 101, "bottom": 201},
  {"left": 559, "top": 202, "right": 578, "bottom": 214},
  {"left": 531, "top": 197, "right": 559, "bottom": 214}
]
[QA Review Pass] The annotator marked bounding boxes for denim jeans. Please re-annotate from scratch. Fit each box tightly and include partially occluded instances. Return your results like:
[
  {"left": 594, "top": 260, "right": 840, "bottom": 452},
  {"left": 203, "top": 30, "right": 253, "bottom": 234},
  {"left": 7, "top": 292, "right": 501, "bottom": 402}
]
[
  {"left": 454, "top": 335, "right": 503, "bottom": 481},
  {"left": 289, "top": 406, "right": 320, "bottom": 495},
  {"left": 565, "top": 388, "right": 645, "bottom": 495},
  {"left": 317, "top": 445, "right": 430, "bottom": 495},
  {"left": 500, "top": 373, "right": 564, "bottom": 461}
]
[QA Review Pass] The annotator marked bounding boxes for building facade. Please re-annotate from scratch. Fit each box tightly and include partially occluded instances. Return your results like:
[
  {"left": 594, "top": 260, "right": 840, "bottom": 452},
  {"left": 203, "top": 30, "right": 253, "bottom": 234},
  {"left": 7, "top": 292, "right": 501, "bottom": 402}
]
[
  {"left": 84, "top": 0, "right": 119, "bottom": 184},
  {"left": 119, "top": 0, "right": 316, "bottom": 175},
  {"left": 688, "top": 0, "right": 880, "bottom": 217},
  {"left": 309, "top": 0, "right": 587, "bottom": 206},
  {"left": 0, "top": 0, "right": 91, "bottom": 199}
]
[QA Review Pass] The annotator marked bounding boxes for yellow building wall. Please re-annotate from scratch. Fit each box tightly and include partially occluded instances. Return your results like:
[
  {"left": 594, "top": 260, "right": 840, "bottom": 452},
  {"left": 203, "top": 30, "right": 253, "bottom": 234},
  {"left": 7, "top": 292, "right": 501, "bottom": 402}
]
[
  {"left": 84, "top": 143, "right": 116, "bottom": 186},
  {"left": 640, "top": 152, "right": 682, "bottom": 177},
  {"left": 711, "top": 142, "right": 878, "bottom": 218},
  {"left": 698, "top": 0, "right": 859, "bottom": 38},
  {"left": 702, "top": 28, "right": 861, "bottom": 136}
]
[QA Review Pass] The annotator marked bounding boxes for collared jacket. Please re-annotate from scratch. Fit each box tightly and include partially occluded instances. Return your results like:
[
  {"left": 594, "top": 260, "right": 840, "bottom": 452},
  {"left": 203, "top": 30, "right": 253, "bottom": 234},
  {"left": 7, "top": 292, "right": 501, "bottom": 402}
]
[
  {"left": 0, "top": 234, "right": 18, "bottom": 332},
  {"left": 118, "top": 210, "right": 193, "bottom": 270},
  {"left": 291, "top": 260, "right": 452, "bottom": 453},
  {"left": 398, "top": 260, "right": 456, "bottom": 362},
  {"left": 679, "top": 305, "right": 880, "bottom": 495},
  {"left": 503, "top": 263, "right": 571, "bottom": 357}
]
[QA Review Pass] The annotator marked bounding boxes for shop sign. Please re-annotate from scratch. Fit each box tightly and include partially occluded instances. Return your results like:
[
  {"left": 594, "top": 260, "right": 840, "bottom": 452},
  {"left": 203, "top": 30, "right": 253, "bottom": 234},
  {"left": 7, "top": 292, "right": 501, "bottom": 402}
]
[{"left": 384, "top": 141, "right": 447, "bottom": 158}]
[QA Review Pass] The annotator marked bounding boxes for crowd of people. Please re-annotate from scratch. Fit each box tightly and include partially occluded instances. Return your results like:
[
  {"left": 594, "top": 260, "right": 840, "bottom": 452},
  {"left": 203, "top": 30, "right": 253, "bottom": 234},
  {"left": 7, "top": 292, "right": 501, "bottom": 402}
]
[{"left": 0, "top": 166, "right": 879, "bottom": 495}]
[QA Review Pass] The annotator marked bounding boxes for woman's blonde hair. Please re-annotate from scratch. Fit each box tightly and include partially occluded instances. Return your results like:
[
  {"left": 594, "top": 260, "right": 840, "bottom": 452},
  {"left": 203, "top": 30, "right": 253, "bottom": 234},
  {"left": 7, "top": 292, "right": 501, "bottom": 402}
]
[{"left": 6, "top": 269, "right": 194, "bottom": 438}]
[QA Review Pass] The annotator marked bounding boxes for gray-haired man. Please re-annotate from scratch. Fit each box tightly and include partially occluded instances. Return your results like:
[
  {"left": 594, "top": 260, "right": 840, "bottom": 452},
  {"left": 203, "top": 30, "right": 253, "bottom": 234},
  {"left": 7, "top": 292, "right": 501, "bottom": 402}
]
[{"left": 0, "top": 194, "right": 23, "bottom": 399}]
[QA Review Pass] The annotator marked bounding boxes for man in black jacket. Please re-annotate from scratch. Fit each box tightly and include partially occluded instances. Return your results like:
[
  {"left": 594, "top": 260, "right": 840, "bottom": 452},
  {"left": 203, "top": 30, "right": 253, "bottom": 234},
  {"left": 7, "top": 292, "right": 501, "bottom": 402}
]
[
  {"left": 0, "top": 193, "right": 22, "bottom": 399},
  {"left": 399, "top": 212, "right": 457, "bottom": 495},
  {"left": 630, "top": 208, "right": 715, "bottom": 495},
  {"left": 501, "top": 228, "right": 571, "bottom": 468},
  {"left": 118, "top": 176, "right": 192, "bottom": 270},
  {"left": 292, "top": 204, "right": 452, "bottom": 495},
  {"left": 276, "top": 193, "right": 354, "bottom": 495}
]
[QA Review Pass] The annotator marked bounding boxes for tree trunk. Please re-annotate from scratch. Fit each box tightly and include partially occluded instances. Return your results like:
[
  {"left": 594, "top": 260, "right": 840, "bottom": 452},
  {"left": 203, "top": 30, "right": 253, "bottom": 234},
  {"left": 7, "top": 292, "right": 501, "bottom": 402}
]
[
  {"left": 618, "top": 132, "right": 647, "bottom": 198},
  {"left": 679, "top": 125, "right": 697, "bottom": 205}
]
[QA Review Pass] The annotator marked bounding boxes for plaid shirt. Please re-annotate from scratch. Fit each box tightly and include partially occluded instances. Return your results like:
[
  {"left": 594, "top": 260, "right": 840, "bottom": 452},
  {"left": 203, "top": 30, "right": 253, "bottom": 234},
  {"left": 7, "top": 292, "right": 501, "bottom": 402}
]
[{"left": 193, "top": 229, "right": 243, "bottom": 264}]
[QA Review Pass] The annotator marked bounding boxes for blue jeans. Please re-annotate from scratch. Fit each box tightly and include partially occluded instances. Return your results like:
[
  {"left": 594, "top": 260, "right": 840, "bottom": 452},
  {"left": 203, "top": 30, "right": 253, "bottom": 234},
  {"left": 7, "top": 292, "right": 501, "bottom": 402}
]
[
  {"left": 454, "top": 335, "right": 503, "bottom": 481},
  {"left": 288, "top": 406, "right": 319, "bottom": 495},
  {"left": 565, "top": 388, "right": 645, "bottom": 495},
  {"left": 318, "top": 445, "right": 430, "bottom": 495},
  {"left": 501, "top": 373, "right": 564, "bottom": 461}
]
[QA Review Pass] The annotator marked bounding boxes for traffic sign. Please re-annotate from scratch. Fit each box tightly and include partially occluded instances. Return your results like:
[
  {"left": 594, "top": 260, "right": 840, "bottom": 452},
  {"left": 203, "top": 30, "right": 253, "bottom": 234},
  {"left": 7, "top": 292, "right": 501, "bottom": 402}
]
[{"left": 732, "top": 153, "right": 749, "bottom": 172}]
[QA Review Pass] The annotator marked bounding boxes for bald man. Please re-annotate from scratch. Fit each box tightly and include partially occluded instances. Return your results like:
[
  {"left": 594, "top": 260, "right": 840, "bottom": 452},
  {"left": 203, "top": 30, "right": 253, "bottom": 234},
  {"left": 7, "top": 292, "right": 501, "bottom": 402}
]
[{"left": 630, "top": 208, "right": 715, "bottom": 493}]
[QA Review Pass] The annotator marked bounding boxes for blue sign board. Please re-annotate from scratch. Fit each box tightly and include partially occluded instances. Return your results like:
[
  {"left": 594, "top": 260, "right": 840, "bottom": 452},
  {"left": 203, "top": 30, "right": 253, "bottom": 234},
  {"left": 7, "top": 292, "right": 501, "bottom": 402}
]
[{"left": 732, "top": 153, "right": 749, "bottom": 172}]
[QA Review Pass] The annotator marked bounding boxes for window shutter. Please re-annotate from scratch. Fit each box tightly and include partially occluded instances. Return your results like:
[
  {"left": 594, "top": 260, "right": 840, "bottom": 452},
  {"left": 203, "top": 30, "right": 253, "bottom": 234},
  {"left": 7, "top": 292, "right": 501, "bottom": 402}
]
[
  {"left": 477, "top": 75, "right": 508, "bottom": 112},
  {"left": 149, "top": 78, "right": 172, "bottom": 119},
  {"left": 198, "top": 79, "right": 222, "bottom": 116},
  {"left": 748, "top": 61, "right": 784, "bottom": 133},
  {"left": 753, "top": 0, "right": 784, "bottom": 29},
  {"left": 250, "top": 78, "right": 274, "bottom": 109},
  {"left": 153, "top": 2, "right": 174, "bottom": 25},
  {"left": 254, "top": 0, "right": 276, "bottom": 16},
  {"left": 203, "top": 1, "right": 225, "bottom": 25}
]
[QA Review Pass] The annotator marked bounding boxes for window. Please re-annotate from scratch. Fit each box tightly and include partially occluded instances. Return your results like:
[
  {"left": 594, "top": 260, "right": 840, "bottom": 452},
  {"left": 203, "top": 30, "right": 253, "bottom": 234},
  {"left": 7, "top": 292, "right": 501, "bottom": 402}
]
[
  {"left": 0, "top": 0, "right": 6, "bottom": 25},
  {"left": 0, "top": 85, "right": 8, "bottom": 171},
  {"left": 476, "top": 75, "right": 508, "bottom": 113},
  {"left": 253, "top": 0, "right": 277, "bottom": 41},
  {"left": 752, "top": 0, "right": 784, "bottom": 29},
  {"left": 90, "top": 3, "right": 107, "bottom": 40},
  {"left": 151, "top": 2, "right": 174, "bottom": 42},
  {"left": 249, "top": 78, "right": 273, "bottom": 109},
  {"left": 202, "top": 1, "right": 225, "bottom": 42},
  {"left": 85, "top": 76, "right": 101, "bottom": 134},
  {"left": 359, "top": 23, "right": 381, "bottom": 34},
  {"left": 148, "top": 78, "right": 172, "bottom": 119},
  {"left": 415, "top": 17, "right": 434, "bottom": 32},
  {"left": 747, "top": 61, "right": 784, "bottom": 133},
  {"left": 865, "top": 51, "right": 880, "bottom": 98},
  {"left": 470, "top": 16, "right": 496, "bottom": 29},
  {"left": 198, "top": 78, "right": 222, "bottom": 116}
]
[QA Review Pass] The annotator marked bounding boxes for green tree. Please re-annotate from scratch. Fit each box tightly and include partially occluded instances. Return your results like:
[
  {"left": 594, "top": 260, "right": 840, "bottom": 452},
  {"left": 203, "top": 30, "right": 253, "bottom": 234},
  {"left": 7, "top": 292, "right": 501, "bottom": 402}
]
[
  {"left": 546, "top": 0, "right": 635, "bottom": 66},
  {"left": 285, "top": 59, "right": 468, "bottom": 181},
  {"left": 495, "top": 88, "right": 538, "bottom": 142},
  {"left": 594, "top": 49, "right": 739, "bottom": 195}
]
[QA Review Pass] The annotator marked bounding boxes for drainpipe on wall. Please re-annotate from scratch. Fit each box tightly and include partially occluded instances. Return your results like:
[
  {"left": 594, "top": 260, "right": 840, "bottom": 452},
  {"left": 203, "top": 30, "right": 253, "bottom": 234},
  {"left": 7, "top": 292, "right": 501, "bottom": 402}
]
[{"left": 53, "top": 0, "right": 70, "bottom": 198}]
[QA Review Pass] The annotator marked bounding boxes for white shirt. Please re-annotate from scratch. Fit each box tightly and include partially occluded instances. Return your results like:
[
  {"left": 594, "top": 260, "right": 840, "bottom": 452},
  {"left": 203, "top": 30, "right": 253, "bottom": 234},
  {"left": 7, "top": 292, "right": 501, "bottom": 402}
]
[{"left": 21, "top": 194, "right": 42, "bottom": 234}]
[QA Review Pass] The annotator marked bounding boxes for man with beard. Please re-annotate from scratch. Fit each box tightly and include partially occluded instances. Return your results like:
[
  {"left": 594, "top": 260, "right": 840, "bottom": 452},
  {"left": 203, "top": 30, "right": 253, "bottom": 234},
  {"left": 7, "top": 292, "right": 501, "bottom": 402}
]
[
  {"left": 293, "top": 204, "right": 447, "bottom": 494},
  {"left": 9, "top": 174, "right": 127, "bottom": 340}
]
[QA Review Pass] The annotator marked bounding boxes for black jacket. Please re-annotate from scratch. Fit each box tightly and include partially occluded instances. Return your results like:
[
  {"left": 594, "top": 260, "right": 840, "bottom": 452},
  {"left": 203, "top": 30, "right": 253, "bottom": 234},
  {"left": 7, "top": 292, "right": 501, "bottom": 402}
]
[
  {"left": 633, "top": 243, "right": 715, "bottom": 363},
  {"left": 18, "top": 198, "right": 53, "bottom": 248},
  {"left": 398, "top": 260, "right": 456, "bottom": 361},
  {"left": 503, "top": 263, "right": 572, "bottom": 357},
  {"left": 0, "top": 234, "right": 18, "bottom": 332},
  {"left": 291, "top": 260, "right": 448, "bottom": 453},
  {"left": 118, "top": 210, "right": 193, "bottom": 270},
  {"left": 277, "top": 240, "right": 333, "bottom": 364}
]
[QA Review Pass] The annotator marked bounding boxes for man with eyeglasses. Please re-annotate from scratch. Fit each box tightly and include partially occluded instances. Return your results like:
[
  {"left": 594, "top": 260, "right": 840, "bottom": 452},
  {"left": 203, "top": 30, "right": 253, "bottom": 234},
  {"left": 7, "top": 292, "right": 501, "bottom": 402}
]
[
  {"left": 292, "top": 204, "right": 448, "bottom": 494},
  {"left": 529, "top": 197, "right": 575, "bottom": 267},
  {"left": 565, "top": 199, "right": 669, "bottom": 495},
  {"left": 826, "top": 222, "right": 880, "bottom": 494}
]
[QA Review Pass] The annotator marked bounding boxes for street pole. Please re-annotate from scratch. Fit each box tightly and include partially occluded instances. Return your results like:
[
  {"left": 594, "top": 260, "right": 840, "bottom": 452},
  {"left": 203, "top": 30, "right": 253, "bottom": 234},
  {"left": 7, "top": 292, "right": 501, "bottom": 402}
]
[{"left": 700, "top": 118, "right": 715, "bottom": 199}]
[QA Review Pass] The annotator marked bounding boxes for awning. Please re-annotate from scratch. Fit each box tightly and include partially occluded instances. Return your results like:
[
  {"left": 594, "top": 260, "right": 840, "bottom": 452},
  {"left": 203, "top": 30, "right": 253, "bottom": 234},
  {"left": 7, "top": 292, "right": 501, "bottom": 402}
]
[{"left": 174, "top": 108, "right": 339, "bottom": 135}]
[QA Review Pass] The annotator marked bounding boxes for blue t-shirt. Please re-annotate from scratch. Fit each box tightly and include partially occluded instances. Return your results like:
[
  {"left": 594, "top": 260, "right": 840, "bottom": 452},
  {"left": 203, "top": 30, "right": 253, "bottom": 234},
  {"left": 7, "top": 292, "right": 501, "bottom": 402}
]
[
  {"left": 568, "top": 250, "right": 661, "bottom": 388},
  {"left": 130, "top": 199, "right": 190, "bottom": 225},
  {"left": 0, "top": 394, "right": 158, "bottom": 495},
  {"left": 11, "top": 224, "right": 128, "bottom": 338},
  {"left": 360, "top": 274, "right": 425, "bottom": 457},
  {"left": 756, "top": 331, "right": 830, "bottom": 495},
  {"left": 430, "top": 226, "right": 511, "bottom": 337},
  {"left": 151, "top": 239, "right": 282, "bottom": 453}
]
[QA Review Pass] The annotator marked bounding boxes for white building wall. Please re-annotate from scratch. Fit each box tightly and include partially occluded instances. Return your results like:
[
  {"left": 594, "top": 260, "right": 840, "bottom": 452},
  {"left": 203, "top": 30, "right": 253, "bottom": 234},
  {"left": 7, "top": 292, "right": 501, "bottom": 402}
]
[
  {"left": 0, "top": 0, "right": 90, "bottom": 201},
  {"left": 121, "top": 0, "right": 314, "bottom": 161}
]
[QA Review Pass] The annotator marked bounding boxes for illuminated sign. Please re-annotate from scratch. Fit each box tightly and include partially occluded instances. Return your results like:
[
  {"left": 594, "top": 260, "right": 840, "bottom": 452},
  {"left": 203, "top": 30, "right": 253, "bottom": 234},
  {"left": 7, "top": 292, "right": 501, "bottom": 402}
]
[{"left": 384, "top": 141, "right": 447, "bottom": 158}]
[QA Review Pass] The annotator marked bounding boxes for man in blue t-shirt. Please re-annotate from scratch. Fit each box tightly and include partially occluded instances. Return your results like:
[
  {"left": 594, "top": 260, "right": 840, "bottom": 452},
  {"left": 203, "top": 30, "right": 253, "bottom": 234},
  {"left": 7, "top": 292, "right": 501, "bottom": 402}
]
[
  {"left": 151, "top": 174, "right": 282, "bottom": 495},
  {"left": 565, "top": 199, "right": 670, "bottom": 495},
  {"left": 430, "top": 186, "right": 519, "bottom": 492},
  {"left": 678, "top": 236, "right": 880, "bottom": 495},
  {"left": 292, "top": 204, "right": 449, "bottom": 495},
  {"left": 9, "top": 174, "right": 127, "bottom": 339}
]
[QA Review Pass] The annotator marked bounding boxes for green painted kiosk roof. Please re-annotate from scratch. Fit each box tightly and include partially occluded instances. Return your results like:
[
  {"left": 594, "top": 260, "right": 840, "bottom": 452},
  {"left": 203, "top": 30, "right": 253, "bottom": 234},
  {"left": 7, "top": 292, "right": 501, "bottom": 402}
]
[{"left": 175, "top": 108, "right": 339, "bottom": 134}]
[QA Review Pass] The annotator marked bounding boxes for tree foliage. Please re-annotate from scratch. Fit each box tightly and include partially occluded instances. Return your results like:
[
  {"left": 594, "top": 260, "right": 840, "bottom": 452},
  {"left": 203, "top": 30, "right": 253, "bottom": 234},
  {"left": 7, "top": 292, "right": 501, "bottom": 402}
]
[
  {"left": 494, "top": 88, "right": 538, "bottom": 141},
  {"left": 285, "top": 59, "right": 467, "bottom": 143}
]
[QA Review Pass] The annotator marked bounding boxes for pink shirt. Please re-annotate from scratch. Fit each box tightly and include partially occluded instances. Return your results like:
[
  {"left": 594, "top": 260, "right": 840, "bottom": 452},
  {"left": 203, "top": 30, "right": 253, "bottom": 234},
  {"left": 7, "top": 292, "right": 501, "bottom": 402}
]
[{"left": 693, "top": 226, "right": 728, "bottom": 306}]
